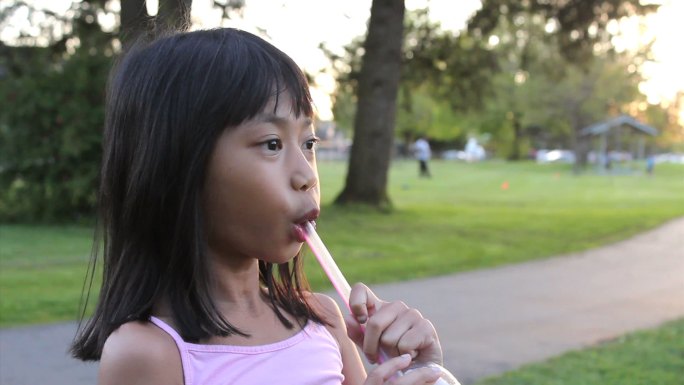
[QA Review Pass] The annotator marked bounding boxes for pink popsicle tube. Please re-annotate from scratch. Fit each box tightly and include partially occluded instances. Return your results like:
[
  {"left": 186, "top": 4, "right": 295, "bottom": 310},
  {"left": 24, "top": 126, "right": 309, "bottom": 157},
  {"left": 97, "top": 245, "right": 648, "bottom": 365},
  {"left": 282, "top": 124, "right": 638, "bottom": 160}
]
[
  {"left": 303, "top": 222, "right": 352, "bottom": 310},
  {"left": 303, "top": 221, "right": 392, "bottom": 364},
  {"left": 304, "top": 223, "right": 460, "bottom": 385}
]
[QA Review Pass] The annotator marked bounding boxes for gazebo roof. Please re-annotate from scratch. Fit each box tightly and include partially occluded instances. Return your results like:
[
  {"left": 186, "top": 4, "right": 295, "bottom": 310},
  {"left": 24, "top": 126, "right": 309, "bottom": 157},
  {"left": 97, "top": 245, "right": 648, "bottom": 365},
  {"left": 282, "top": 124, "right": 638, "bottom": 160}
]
[{"left": 580, "top": 114, "right": 658, "bottom": 137}]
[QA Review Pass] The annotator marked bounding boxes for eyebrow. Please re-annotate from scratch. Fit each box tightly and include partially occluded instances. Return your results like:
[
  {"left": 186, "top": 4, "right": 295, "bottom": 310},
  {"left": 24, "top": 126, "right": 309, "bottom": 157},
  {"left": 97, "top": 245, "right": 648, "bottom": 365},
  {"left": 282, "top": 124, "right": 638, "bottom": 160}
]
[{"left": 256, "top": 113, "right": 312, "bottom": 129}]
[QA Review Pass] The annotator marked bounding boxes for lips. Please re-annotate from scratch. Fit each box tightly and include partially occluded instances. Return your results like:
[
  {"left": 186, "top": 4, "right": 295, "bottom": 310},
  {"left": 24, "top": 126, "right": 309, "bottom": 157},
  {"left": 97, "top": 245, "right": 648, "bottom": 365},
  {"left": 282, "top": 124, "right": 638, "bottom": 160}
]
[
  {"left": 293, "top": 225, "right": 307, "bottom": 243},
  {"left": 293, "top": 208, "right": 319, "bottom": 242},
  {"left": 296, "top": 208, "right": 320, "bottom": 224}
]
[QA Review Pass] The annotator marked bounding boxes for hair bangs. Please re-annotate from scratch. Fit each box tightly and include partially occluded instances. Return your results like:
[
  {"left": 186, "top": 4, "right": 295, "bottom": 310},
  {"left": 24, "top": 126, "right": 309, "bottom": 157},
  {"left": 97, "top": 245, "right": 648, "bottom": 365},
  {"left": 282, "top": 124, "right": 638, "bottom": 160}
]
[{"left": 209, "top": 29, "right": 314, "bottom": 129}]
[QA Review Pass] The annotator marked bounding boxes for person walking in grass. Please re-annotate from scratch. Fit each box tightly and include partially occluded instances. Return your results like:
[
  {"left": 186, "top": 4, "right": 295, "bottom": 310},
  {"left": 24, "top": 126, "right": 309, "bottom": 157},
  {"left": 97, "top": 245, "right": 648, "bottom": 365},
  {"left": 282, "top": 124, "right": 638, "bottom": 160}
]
[{"left": 413, "top": 135, "right": 432, "bottom": 178}]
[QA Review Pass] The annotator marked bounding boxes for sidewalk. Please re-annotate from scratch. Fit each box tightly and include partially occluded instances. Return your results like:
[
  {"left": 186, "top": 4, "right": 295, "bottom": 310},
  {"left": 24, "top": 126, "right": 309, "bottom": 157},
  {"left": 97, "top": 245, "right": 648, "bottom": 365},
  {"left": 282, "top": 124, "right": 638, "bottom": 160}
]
[{"left": 1, "top": 217, "right": 683, "bottom": 385}]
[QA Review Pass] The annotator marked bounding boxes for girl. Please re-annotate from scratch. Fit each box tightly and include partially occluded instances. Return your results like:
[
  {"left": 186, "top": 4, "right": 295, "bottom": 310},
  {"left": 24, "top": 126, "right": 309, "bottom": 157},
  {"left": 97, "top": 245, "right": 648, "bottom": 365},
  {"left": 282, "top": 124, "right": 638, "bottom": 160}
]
[{"left": 71, "top": 28, "right": 444, "bottom": 385}]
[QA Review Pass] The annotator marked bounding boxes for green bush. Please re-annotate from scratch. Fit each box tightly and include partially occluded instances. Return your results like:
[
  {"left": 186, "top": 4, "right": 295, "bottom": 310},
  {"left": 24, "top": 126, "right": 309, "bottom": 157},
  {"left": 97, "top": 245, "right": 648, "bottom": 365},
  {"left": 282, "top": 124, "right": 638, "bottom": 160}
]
[{"left": 0, "top": 44, "right": 112, "bottom": 222}]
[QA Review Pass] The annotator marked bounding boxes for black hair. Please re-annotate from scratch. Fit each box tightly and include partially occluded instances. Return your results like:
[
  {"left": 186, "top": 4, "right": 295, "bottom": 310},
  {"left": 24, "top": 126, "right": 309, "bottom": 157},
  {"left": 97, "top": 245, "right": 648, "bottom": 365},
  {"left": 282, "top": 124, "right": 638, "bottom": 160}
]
[{"left": 71, "top": 28, "right": 319, "bottom": 361}]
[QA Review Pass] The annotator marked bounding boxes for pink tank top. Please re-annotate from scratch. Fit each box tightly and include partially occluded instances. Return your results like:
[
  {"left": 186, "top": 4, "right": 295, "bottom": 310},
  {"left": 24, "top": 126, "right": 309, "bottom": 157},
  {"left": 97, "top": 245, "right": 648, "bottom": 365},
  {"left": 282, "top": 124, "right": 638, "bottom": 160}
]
[{"left": 150, "top": 316, "right": 344, "bottom": 385}]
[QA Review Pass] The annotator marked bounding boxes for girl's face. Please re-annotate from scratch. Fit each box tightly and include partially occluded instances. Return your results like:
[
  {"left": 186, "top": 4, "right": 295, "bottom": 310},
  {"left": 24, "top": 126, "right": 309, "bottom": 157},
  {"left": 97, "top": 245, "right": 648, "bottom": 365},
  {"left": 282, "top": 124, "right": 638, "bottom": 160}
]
[{"left": 202, "top": 94, "right": 320, "bottom": 265}]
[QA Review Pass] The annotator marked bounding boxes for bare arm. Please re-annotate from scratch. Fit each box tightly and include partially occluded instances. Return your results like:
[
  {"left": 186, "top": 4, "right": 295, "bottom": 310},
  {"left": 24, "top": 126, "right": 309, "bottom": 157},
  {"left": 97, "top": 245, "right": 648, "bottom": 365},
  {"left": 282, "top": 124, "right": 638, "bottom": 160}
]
[{"left": 310, "top": 293, "right": 367, "bottom": 385}]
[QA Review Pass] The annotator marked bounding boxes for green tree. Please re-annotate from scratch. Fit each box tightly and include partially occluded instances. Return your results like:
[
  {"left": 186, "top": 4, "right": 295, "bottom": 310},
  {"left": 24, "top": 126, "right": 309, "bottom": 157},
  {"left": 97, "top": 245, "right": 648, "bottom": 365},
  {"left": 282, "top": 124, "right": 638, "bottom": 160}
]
[
  {"left": 467, "top": 0, "right": 658, "bottom": 168},
  {"left": 639, "top": 93, "right": 684, "bottom": 152},
  {"left": 0, "top": 1, "right": 115, "bottom": 222},
  {"left": 475, "top": 44, "right": 647, "bottom": 162},
  {"left": 0, "top": 0, "right": 242, "bottom": 222},
  {"left": 327, "top": 8, "right": 498, "bottom": 139},
  {"left": 328, "top": 6, "right": 497, "bottom": 207}
]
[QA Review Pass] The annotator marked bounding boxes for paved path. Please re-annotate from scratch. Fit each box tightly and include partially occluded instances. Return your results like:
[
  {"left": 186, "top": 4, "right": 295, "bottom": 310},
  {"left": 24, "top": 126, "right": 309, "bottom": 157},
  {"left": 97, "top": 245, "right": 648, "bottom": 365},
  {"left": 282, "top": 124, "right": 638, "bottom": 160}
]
[{"left": 1, "top": 217, "right": 683, "bottom": 385}]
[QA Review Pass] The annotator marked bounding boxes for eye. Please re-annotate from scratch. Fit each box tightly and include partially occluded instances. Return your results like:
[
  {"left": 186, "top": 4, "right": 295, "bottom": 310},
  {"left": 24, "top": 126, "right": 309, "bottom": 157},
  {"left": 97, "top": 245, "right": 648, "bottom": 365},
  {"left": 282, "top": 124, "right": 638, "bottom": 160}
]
[
  {"left": 304, "top": 137, "right": 320, "bottom": 151},
  {"left": 262, "top": 139, "right": 283, "bottom": 152}
]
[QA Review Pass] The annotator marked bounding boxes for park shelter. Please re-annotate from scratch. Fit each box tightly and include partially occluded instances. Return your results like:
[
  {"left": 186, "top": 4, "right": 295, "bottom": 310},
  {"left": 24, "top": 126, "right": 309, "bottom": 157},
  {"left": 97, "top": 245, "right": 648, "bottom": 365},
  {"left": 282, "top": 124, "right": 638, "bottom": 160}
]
[{"left": 580, "top": 114, "right": 658, "bottom": 169}]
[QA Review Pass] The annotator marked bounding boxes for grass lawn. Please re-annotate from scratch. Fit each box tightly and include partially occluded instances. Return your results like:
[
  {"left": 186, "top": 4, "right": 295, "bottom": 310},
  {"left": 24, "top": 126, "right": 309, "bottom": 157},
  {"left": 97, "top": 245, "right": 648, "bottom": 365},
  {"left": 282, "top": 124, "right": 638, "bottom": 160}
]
[
  {"left": 472, "top": 317, "right": 684, "bottom": 385},
  {"left": 1, "top": 160, "right": 683, "bottom": 327}
]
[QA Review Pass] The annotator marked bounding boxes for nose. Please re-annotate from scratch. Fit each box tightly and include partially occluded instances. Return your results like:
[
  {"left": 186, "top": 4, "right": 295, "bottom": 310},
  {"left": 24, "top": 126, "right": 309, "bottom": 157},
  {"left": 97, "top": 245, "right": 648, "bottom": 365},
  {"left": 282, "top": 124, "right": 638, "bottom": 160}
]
[{"left": 290, "top": 153, "right": 318, "bottom": 192}]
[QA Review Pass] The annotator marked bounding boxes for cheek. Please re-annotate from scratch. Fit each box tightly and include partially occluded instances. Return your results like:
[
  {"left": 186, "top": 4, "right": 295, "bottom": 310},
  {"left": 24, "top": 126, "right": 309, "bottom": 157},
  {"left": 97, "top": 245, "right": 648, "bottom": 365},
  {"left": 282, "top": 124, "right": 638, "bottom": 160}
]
[
  {"left": 203, "top": 163, "right": 248, "bottom": 243},
  {"left": 203, "top": 165, "right": 292, "bottom": 253},
  {"left": 205, "top": 168, "right": 264, "bottom": 226}
]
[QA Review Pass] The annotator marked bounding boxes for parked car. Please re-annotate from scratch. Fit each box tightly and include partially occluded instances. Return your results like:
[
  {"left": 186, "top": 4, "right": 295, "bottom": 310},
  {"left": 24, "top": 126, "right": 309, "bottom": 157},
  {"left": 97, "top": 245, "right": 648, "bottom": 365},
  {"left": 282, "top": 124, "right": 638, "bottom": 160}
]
[
  {"left": 536, "top": 149, "right": 576, "bottom": 164},
  {"left": 441, "top": 150, "right": 467, "bottom": 161},
  {"left": 654, "top": 153, "right": 684, "bottom": 164}
]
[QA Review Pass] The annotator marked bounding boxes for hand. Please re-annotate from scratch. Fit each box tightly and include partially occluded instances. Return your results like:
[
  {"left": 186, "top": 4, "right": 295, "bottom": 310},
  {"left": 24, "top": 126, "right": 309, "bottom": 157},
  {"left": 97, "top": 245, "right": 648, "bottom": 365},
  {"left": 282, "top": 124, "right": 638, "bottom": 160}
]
[
  {"left": 345, "top": 283, "right": 443, "bottom": 367},
  {"left": 364, "top": 354, "right": 443, "bottom": 385}
]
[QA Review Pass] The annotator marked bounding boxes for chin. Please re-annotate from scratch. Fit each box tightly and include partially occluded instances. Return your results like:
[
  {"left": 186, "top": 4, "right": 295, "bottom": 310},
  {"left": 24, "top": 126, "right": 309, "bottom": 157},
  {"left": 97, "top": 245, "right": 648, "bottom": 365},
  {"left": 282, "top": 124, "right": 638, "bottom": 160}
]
[
  {"left": 283, "top": 245, "right": 304, "bottom": 262},
  {"left": 264, "top": 244, "right": 303, "bottom": 265}
]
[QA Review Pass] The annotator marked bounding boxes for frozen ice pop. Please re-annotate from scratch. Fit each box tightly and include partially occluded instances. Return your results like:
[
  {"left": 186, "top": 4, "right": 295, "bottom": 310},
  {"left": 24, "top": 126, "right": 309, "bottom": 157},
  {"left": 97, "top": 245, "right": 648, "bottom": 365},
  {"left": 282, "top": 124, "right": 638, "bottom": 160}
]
[{"left": 302, "top": 221, "right": 461, "bottom": 385}]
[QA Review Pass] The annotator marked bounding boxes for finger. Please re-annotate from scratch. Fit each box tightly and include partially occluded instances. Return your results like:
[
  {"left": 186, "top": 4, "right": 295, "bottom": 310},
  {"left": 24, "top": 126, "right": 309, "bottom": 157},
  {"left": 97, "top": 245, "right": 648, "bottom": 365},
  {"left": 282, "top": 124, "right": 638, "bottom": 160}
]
[
  {"left": 392, "top": 319, "right": 442, "bottom": 365},
  {"left": 375, "top": 305, "right": 424, "bottom": 359},
  {"left": 362, "top": 301, "right": 408, "bottom": 361},
  {"left": 344, "top": 312, "right": 365, "bottom": 347},
  {"left": 363, "top": 354, "right": 412, "bottom": 385},
  {"left": 349, "top": 283, "right": 382, "bottom": 324}
]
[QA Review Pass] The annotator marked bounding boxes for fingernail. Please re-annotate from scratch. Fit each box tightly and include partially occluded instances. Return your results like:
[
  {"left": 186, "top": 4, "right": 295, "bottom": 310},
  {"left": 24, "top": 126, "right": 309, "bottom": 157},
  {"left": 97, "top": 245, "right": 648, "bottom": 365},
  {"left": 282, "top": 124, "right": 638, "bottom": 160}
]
[
  {"left": 400, "top": 353, "right": 412, "bottom": 361},
  {"left": 356, "top": 315, "right": 367, "bottom": 323}
]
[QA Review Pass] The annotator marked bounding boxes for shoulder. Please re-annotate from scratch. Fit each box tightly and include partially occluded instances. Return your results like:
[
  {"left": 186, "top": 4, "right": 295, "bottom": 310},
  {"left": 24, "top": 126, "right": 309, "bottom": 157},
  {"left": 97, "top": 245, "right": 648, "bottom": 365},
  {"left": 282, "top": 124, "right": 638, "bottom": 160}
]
[
  {"left": 305, "top": 292, "right": 351, "bottom": 346},
  {"left": 98, "top": 320, "right": 183, "bottom": 385},
  {"left": 306, "top": 292, "right": 344, "bottom": 325}
]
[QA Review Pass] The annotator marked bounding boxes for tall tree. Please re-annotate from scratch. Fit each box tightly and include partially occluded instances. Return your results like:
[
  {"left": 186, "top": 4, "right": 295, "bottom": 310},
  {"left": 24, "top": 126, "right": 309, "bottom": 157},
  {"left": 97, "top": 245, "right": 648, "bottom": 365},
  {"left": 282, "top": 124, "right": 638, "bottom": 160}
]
[
  {"left": 120, "top": 0, "right": 193, "bottom": 47},
  {"left": 329, "top": 5, "right": 497, "bottom": 207},
  {"left": 0, "top": 0, "right": 115, "bottom": 222},
  {"left": 120, "top": 0, "right": 246, "bottom": 46},
  {"left": 326, "top": 8, "right": 498, "bottom": 136},
  {"left": 334, "top": 0, "right": 405, "bottom": 208},
  {"left": 0, "top": 0, "right": 243, "bottom": 222},
  {"left": 120, "top": 0, "right": 247, "bottom": 46},
  {"left": 467, "top": 0, "right": 658, "bottom": 169}
]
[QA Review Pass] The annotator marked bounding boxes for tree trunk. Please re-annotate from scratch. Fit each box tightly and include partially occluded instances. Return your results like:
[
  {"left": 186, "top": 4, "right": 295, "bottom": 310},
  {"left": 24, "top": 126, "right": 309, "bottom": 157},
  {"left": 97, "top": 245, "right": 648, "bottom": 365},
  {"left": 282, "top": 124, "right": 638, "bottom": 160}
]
[
  {"left": 571, "top": 113, "right": 591, "bottom": 174},
  {"left": 508, "top": 115, "right": 523, "bottom": 160},
  {"left": 120, "top": 0, "right": 150, "bottom": 48},
  {"left": 120, "top": 0, "right": 193, "bottom": 48},
  {"left": 157, "top": 0, "right": 193, "bottom": 32},
  {"left": 334, "top": 0, "right": 405, "bottom": 208}
]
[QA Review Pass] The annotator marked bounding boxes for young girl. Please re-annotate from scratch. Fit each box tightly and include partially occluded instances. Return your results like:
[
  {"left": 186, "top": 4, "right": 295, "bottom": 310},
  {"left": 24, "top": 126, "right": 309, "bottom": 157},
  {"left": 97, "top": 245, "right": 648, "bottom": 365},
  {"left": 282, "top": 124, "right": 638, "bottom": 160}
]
[{"left": 71, "top": 28, "right": 445, "bottom": 385}]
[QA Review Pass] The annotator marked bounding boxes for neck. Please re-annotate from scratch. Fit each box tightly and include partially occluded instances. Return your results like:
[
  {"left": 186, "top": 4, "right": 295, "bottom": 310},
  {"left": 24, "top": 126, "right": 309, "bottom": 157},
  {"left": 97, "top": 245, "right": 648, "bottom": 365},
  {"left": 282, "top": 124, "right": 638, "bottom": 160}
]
[{"left": 209, "top": 256, "right": 265, "bottom": 308}]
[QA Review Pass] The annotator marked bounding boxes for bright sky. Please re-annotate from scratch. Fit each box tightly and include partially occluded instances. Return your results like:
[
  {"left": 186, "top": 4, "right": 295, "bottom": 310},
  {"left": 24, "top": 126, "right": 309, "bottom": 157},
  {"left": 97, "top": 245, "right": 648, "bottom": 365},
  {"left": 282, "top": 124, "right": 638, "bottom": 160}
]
[
  {"left": 2, "top": 0, "right": 682, "bottom": 120},
  {"left": 622, "top": 0, "right": 684, "bottom": 106},
  {"left": 186, "top": 0, "right": 482, "bottom": 119},
  {"left": 189, "top": 0, "right": 683, "bottom": 120}
]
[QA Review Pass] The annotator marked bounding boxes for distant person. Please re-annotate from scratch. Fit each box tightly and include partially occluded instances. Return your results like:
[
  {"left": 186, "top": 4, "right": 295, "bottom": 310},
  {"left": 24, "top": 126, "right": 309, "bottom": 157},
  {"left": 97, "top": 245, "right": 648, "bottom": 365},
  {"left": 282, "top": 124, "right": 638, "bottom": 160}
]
[
  {"left": 646, "top": 154, "right": 655, "bottom": 175},
  {"left": 414, "top": 135, "right": 432, "bottom": 178},
  {"left": 69, "top": 28, "right": 446, "bottom": 385}
]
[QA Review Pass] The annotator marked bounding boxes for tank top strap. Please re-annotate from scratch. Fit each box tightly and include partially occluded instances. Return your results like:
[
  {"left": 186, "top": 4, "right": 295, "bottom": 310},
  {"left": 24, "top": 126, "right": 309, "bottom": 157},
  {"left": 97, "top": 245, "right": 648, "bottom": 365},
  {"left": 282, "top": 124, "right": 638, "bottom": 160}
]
[{"left": 149, "top": 316, "right": 193, "bottom": 385}]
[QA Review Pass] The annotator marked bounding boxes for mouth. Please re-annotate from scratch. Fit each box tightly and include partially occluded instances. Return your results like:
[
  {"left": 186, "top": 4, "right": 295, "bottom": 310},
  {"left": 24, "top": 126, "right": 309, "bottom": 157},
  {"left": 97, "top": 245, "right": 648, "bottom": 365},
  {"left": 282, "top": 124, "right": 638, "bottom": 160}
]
[{"left": 293, "top": 208, "right": 319, "bottom": 242}]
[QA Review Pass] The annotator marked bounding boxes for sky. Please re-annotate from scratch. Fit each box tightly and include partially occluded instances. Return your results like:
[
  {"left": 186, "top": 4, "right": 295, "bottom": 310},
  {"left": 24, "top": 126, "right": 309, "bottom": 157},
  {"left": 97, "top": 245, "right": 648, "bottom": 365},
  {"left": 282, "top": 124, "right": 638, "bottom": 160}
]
[
  {"left": 621, "top": 1, "right": 684, "bottom": 105},
  {"left": 187, "top": 0, "right": 483, "bottom": 120},
  {"left": 189, "top": 0, "right": 683, "bottom": 121},
  {"left": 2, "top": 0, "right": 682, "bottom": 120}
]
